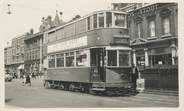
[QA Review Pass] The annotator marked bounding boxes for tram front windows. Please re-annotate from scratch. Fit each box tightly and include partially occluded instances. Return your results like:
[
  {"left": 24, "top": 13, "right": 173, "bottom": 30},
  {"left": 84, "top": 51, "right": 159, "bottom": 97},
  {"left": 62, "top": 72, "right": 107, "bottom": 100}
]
[
  {"left": 107, "top": 50, "right": 130, "bottom": 67},
  {"left": 107, "top": 50, "right": 117, "bottom": 66},
  {"left": 119, "top": 51, "right": 130, "bottom": 66}
]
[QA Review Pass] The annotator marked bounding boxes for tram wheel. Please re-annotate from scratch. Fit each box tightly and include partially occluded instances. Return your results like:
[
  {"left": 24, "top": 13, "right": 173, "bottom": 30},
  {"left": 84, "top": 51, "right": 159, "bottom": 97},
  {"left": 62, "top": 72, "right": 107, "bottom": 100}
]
[
  {"left": 69, "top": 84, "right": 75, "bottom": 92},
  {"left": 89, "top": 87, "right": 96, "bottom": 95},
  {"left": 59, "top": 84, "right": 65, "bottom": 90}
]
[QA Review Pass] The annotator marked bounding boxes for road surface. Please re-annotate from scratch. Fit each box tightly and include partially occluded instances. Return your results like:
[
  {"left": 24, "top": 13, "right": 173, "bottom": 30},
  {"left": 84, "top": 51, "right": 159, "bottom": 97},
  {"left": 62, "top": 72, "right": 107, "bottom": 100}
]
[{"left": 5, "top": 78, "right": 179, "bottom": 108}]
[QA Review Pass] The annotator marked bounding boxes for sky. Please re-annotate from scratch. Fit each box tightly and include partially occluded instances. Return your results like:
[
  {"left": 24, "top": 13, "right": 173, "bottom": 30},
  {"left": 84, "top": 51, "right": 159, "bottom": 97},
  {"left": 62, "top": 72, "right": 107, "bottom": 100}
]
[{"left": 0, "top": 0, "right": 116, "bottom": 47}]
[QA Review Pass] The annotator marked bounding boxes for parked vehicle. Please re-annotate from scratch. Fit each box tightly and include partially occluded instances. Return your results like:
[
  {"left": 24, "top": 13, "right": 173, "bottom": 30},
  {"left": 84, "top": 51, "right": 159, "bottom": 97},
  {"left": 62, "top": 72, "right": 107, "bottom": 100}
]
[{"left": 5, "top": 74, "right": 13, "bottom": 82}]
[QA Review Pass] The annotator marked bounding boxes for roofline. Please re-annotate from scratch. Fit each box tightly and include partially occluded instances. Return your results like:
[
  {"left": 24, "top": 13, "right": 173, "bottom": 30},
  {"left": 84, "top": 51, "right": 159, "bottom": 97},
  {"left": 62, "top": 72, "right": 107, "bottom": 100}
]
[
  {"left": 45, "top": 10, "right": 127, "bottom": 33},
  {"left": 12, "top": 33, "right": 27, "bottom": 40}
]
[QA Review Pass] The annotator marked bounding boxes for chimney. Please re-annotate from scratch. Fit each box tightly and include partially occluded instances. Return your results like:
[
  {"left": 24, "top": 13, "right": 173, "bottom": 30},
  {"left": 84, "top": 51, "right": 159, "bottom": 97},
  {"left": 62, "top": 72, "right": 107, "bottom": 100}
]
[
  {"left": 46, "top": 16, "right": 52, "bottom": 27},
  {"left": 30, "top": 28, "right": 34, "bottom": 34},
  {"left": 59, "top": 11, "right": 64, "bottom": 24}
]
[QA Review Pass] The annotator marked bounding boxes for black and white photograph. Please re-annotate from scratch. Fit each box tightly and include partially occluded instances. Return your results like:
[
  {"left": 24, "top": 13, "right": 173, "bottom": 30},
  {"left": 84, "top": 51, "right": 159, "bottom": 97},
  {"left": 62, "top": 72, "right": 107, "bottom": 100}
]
[{"left": 0, "top": 0, "right": 183, "bottom": 110}]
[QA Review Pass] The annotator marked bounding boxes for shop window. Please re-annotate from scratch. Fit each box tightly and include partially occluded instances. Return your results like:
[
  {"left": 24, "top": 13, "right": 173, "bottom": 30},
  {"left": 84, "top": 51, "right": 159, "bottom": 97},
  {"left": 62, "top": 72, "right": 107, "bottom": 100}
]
[
  {"left": 48, "top": 55, "right": 55, "bottom": 68},
  {"left": 76, "top": 50, "right": 87, "bottom": 67},
  {"left": 93, "top": 14, "right": 97, "bottom": 29},
  {"left": 98, "top": 13, "right": 104, "bottom": 28},
  {"left": 106, "top": 12, "right": 112, "bottom": 27},
  {"left": 56, "top": 53, "right": 64, "bottom": 67},
  {"left": 163, "top": 17, "right": 170, "bottom": 35},
  {"left": 107, "top": 50, "right": 117, "bottom": 66},
  {"left": 119, "top": 51, "right": 130, "bottom": 66},
  {"left": 148, "top": 20, "right": 156, "bottom": 37},
  {"left": 150, "top": 54, "right": 172, "bottom": 66},
  {"left": 114, "top": 13, "right": 126, "bottom": 27},
  {"left": 66, "top": 52, "right": 74, "bottom": 67}
]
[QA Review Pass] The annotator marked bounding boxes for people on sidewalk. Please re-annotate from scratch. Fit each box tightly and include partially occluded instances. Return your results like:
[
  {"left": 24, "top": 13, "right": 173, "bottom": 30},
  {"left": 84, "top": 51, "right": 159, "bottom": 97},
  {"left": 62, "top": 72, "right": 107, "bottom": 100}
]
[
  {"left": 132, "top": 64, "right": 139, "bottom": 92},
  {"left": 22, "top": 73, "right": 31, "bottom": 86}
]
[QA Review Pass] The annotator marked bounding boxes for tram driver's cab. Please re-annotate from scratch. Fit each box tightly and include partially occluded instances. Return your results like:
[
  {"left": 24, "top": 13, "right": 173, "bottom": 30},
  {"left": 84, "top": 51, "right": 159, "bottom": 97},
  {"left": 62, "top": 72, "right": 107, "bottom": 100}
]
[{"left": 90, "top": 47, "right": 132, "bottom": 83}]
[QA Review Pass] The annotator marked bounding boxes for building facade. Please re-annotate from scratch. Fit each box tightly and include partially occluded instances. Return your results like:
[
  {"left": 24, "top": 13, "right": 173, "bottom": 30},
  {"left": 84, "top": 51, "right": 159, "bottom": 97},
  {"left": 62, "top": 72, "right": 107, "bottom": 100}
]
[
  {"left": 128, "top": 3, "right": 178, "bottom": 90},
  {"left": 4, "top": 34, "right": 26, "bottom": 77},
  {"left": 24, "top": 32, "right": 44, "bottom": 75}
]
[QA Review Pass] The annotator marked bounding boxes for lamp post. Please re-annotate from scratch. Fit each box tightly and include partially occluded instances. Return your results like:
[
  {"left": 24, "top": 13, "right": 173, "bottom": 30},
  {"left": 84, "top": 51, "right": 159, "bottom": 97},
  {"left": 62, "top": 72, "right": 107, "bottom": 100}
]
[{"left": 7, "top": 4, "right": 12, "bottom": 15}]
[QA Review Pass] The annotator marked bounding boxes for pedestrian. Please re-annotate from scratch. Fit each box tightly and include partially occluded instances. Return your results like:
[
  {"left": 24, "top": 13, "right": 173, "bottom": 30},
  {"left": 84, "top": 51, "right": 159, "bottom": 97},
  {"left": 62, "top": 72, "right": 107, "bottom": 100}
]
[
  {"left": 132, "top": 64, "right": 139, "bottom": 92},
  {"left": 25, "top": 74, "right": 31, "bottom": 86},
  {"left": 22, "top": 74, "right": 26, "bottom": 86}
]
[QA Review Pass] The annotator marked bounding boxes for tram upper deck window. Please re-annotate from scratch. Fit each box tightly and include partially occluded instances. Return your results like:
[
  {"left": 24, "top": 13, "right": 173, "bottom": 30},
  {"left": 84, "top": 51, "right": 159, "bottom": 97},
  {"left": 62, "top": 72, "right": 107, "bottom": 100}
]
[
  {"left": 93, "top": 14, "right": 97, "bottom": 29},
  {"left": 76, "top": 50, "right": 87, "bottom": 67},
  {"left": 119, "top": 51, "right": 130, "bottom": 66},
  {"left": 106, "top": 12, "right": 112, "bottom": 27},
  {"left": 87, "top": 16, "right": 93, "bottom": 30},
  {"left": 56, "top": 53, "right": 64, "bottom": 67},
  {"left": 66, "top": 52, "right": 74, "bottom": 67},
  {"left": 48, "top": 55, "right": 55, "bottom": 68},
  {"left": 107, "top": 50, "right": 117, "bottom": 66},
  {"left": 114, "top": 13, "right": 126, "bottom": 27},
  {"left": 98, "top": 13, "right": 104, "bottom": 28}
]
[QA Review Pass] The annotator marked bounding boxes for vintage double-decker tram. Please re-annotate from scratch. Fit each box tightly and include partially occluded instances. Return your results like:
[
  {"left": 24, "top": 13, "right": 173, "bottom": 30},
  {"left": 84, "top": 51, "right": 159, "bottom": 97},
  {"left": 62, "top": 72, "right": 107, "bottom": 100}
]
[{"left": 44, "top": 10, "right": 133, "bottom": 94}]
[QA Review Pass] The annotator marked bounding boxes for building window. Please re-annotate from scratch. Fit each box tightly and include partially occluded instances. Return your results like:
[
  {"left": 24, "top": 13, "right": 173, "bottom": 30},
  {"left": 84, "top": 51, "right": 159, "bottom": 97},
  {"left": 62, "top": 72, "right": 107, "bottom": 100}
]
[
  {"left": 114, "top": 13, "right": 126, "bottom": 27},
  {"left": 76, "top": 50, "right": 87, "bottom": 67},
  {"left": 106, "top": 12, "right": 112, "bottom": 27},
  {"left": 163, "top": 17, "right": 170, "bottom": 35},
  {"left": 119, "top": 51, "right": 130, "bottom": 66},
  {"left": 148, "top": 20, "right": 156, "bottom": 37},
  {"left": 66, "top": 52, "right": 74, "bottom": 67},
  {"left": 137, "top": 23, "right": 142, "bottom": 38},
  {"left": 56, "top": 53, "right": 64, "bottom": 67},
  {"left": 93, "top": 14, "right": 97, "bottom": 29},
  {"left": 48, "top": 55, "right": 55, "bottom": 68},
  {"left": 98, "top": 13, "right": 104, "bottom": 28},
  {"left": 107, "top": 50, "right": 117, "bottom": 66},
  {"left": 149, "top": 54, "right": 172, "bottom": 66}
]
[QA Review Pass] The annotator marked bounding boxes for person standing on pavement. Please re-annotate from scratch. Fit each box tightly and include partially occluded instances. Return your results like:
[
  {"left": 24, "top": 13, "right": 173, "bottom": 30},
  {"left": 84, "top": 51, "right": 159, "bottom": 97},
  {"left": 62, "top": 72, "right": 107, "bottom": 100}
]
[
  {"left": 132, "top": 64, "right": 139, "bottom": 92},
  {"left": 22, "top": 74, "right": 26, "bottom": 86},
  {"left": 25, "top": 74, "right": 31, "bottom": 86}
]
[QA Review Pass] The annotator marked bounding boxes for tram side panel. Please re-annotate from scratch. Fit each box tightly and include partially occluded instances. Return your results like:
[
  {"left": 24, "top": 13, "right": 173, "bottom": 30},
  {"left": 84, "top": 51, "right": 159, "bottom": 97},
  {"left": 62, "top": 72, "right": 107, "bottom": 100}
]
[
  {"left": 47, "top": 68, "right": 91, "bottom": 83},
  {"left": 87, "top": 28, "right": 128, "bottom": 46},
  {"left": 105, "top": 68, "right": 133, "bottom": 88}
]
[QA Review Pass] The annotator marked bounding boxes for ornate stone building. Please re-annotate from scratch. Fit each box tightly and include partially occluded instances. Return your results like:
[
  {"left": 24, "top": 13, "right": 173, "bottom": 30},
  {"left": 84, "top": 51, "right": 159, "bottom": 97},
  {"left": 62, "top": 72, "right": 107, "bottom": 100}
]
[{"left": 128, "top": 3, "right": 178, "bottom": 90}]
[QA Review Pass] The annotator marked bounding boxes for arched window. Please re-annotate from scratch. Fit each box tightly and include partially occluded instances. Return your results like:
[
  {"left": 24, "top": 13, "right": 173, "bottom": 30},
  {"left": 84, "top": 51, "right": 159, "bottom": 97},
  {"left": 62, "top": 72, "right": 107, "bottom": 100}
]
[
  {"left": 149, "top": 20, "right": 155, "bottom": 37},
  {"left": 163, "top": 17, "right": 170, "bottom": 34}
]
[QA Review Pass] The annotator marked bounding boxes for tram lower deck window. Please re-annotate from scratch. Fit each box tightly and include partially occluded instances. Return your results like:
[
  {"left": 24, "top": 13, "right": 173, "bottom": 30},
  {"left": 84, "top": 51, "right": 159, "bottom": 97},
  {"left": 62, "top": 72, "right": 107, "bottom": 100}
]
[
  {"left": 76, "top": 50, "right": 87, "bottom": 67},
  {"left": 56, "top": 54, "right": 64, "bottom": 67},
  {"left": 66, "top": 52, "right": 74, "bottom": 67},
  {"left": 48, "top": 55, "right": 55, "bottom": 68}
]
